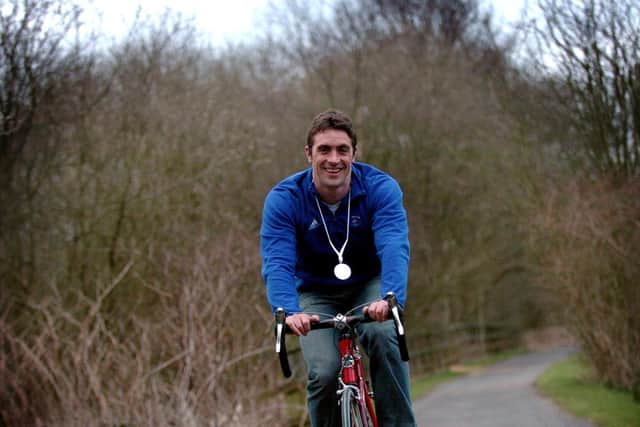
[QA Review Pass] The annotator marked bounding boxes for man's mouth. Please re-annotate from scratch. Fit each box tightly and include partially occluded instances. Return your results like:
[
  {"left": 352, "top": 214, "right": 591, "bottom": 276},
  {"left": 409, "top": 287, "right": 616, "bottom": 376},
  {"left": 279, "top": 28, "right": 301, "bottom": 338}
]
[{"left": 324, "top": 167, "right": 343, "bottom": 175}]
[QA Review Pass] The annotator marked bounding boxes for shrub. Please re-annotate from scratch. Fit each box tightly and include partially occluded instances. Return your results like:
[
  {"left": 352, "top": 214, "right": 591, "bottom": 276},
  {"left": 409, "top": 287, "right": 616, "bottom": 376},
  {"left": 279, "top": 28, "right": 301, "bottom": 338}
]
[{"left": 530, "top": 177, "right": 640, "bottom": 393}]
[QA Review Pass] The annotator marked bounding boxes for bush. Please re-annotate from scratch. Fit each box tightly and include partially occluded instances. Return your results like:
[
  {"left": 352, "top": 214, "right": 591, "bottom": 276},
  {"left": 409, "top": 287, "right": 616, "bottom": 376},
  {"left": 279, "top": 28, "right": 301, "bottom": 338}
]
[
  {"left": 530, "top": 177, "right": 640, "bottom": 393},
  {"left": 0, "top": 240, "right": 282, "bottom": 426}
]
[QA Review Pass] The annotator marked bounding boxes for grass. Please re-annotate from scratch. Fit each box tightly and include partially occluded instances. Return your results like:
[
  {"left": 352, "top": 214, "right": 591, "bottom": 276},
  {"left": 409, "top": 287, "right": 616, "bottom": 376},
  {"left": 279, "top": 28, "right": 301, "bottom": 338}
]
[{"left": 536, "top": 356, "right": 640, "bottom": 427}]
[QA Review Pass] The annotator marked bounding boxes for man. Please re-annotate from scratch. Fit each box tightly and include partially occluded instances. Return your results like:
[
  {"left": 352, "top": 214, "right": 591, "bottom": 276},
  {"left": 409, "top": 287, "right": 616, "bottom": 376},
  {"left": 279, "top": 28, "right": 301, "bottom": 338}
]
[{"left": 260, "top": 109, "right": 416, "bottom": 426}]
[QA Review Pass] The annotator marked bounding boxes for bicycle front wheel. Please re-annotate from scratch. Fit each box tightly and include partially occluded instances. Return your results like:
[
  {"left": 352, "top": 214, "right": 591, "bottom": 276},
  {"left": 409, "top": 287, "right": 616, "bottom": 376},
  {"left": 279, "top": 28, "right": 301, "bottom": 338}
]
[{"left": 340, "top": 388, "right": 374, "bottom": 427}]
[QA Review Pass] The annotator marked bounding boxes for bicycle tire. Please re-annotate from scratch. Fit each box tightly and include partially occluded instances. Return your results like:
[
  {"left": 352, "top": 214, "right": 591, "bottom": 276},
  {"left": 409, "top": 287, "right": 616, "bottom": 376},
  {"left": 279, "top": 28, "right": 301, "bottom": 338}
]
[{"left": 341, "top": 388, "right": 374, "bottom": 427}]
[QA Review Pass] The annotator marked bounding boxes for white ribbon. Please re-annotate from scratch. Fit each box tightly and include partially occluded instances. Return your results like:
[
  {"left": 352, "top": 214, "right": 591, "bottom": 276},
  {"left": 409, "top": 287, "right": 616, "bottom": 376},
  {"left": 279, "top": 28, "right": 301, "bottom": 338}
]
[{"left": 314, "top": 190, "right": 351, "bottom": 279}]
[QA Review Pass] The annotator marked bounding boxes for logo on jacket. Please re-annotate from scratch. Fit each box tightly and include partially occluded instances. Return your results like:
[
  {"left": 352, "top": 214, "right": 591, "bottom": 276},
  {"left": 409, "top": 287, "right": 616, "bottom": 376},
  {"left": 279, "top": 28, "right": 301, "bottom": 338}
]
[
  {"left": 308, "top": 219, "right": 320, "bottom": 231},
  {"left": 351, "top": 216, "right": 362, "bottom": 227}
]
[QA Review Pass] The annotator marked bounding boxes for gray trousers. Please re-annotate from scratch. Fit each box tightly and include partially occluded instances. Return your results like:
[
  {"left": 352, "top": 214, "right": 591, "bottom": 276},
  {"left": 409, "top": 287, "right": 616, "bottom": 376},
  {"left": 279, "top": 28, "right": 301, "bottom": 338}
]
[{"left": 298, "top": 278, "right": 416, "bottom": 427}]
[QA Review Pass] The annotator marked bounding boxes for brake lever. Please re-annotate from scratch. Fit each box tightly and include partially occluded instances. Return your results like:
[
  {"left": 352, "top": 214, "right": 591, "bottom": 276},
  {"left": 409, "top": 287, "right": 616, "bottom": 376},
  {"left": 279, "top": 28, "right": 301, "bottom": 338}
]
[
  {"left": 275, "top": 308, "right": 292, "bottom": 377},
  {"left": 385, "top": 292, "right": 410, "bottom": 361},
  {"left": 275, "top": 308, "right": 285, "bottom": 352}
]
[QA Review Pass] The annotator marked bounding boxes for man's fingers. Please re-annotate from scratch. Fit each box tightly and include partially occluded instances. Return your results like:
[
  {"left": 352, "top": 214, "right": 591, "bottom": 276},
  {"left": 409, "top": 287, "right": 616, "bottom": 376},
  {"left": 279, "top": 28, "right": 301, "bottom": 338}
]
[
  {"left": 286, "top": 314, "right": 318, "bottom": 336},
  {"left": 299, "top": 316, "right": 310, "bottom": 335},
  {"left": 365, "top": 301, "right": 389, "bottom": 322},
  {"left": 285, "top": 316, "right": 300, "bottom": 336}
]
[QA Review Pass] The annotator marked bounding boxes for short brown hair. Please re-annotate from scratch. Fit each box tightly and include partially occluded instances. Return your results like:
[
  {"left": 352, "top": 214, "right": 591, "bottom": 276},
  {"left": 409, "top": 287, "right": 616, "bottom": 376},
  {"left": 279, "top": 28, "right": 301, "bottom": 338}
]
[{"left": 306, "top": 109, "right": 357, "bottom": 152}]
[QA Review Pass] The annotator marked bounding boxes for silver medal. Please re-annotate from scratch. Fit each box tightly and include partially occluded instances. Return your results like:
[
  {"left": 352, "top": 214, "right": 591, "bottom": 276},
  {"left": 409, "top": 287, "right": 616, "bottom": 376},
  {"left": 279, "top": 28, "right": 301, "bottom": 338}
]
[{"left": 334, "top": 263, "right": 352, "bottom": 280}]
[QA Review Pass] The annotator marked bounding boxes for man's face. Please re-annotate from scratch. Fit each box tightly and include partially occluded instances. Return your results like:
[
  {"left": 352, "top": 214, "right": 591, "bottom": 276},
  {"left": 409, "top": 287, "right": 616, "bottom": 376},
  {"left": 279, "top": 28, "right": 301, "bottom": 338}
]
[{"left": 305, "top": 129, "right": 356, "bottom": 199}]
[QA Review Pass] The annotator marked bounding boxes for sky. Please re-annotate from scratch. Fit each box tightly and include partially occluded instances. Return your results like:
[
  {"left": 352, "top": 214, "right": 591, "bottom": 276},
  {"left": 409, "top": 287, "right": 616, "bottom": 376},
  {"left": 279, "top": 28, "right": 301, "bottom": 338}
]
[
  {"left": 84, "top": 0, "right": 529, "bottom": 47},
  {"left": 83, "top": 0, "right": 274, "bottom": 46},
  {"left": 489, "top": 0, "right": 530, "bottom": 28}
]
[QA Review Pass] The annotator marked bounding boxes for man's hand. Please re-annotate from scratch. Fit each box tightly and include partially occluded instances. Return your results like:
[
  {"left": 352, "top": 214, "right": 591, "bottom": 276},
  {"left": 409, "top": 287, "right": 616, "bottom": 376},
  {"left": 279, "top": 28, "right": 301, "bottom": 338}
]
[
  {"left": 285, "top": 313, "right": 320, "bottom": 336},
  {"left": 363, "top": 299, "right": 389, "bottom": 322}
]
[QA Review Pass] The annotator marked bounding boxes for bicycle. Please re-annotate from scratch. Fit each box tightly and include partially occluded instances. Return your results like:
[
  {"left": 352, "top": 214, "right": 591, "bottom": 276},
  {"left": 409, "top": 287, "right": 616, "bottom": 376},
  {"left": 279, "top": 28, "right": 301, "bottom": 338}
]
[{"left": 274, "top": 292, "right": 410, "bottom": 427}]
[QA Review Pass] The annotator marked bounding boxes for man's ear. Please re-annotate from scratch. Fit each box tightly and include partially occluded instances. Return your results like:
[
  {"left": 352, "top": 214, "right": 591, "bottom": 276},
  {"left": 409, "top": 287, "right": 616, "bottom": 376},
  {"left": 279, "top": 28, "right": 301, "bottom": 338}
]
[{"left": 304, "top": 145, "right": 312, "bottom": 163}]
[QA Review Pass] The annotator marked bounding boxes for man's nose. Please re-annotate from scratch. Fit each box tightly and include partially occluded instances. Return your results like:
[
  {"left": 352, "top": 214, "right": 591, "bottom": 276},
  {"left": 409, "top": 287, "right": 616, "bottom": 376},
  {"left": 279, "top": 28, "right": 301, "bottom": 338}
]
[{"left": 327, "top": 149, "right": 340, "bottom": 162}]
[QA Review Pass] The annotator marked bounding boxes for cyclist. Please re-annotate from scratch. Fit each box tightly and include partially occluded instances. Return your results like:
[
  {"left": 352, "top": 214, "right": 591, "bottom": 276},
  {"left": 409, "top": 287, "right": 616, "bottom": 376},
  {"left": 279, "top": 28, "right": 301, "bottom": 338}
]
[{"left": 260, "top": 109, "right": 416, "bottom": 426}]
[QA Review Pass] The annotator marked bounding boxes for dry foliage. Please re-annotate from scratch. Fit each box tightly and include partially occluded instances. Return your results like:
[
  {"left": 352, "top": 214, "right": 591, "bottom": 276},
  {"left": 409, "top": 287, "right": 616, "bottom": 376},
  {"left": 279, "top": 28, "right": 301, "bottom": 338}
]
[
  {"left": 0, "top": 238, "right": 282, "bottom": 426},
  {"left": 530, "top": 177, "right": 640, "bottom": 391},
  {"left": 1, "top": 10, "right": 288, "bottom": 426}
]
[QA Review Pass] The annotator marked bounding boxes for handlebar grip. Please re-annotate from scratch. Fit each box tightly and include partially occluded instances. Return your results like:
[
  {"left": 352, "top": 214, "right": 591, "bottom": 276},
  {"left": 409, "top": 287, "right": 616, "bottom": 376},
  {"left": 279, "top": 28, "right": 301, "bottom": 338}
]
[
  {"left": 275, "top": 308, "right": 292, "bottom": 378},
  {"left": 385, "top": 293, "right": 410, "bottom": 362}
]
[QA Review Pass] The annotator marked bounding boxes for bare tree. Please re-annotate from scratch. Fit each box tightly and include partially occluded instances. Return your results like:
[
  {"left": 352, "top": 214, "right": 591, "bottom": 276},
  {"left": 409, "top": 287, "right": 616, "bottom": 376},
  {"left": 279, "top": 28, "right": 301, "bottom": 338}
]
[
  {"left": 0, "top": 0, "right": 108, "bottom": 314},
  {"left": 532, "top": 0, "right": 640, "bottom": 178},
  {"left": 0, "top": 0, "right": 96, "bottom": 184},
  {"left": 368, "top": 0, "right": 480, "bottom": 47}
]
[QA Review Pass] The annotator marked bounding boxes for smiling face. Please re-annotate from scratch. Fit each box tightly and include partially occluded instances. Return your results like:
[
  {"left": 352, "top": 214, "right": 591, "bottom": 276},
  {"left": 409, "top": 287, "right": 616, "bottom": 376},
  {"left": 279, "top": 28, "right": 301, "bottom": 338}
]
[{"left": 305, "top": 129, "right": 356, "bottom": 203}]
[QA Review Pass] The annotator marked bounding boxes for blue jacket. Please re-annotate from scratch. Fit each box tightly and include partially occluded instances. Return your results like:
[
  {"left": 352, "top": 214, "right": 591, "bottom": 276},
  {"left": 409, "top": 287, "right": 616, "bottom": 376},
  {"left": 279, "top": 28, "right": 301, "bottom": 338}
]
[{"left": 260, "top": 162, "right": 409, "bottom": 313}]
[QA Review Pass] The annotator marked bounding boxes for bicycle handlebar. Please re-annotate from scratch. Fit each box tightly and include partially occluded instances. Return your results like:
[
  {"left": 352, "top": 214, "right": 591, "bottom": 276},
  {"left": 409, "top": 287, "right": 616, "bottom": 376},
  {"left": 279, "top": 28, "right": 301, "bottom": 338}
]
[{"left": 274, "top": 292, "right": 410, "bottom": 378}]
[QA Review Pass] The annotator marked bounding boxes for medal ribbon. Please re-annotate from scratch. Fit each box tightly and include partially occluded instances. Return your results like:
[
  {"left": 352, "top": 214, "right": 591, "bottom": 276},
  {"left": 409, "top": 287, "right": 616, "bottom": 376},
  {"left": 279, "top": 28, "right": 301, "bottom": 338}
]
[{"left": 314, "top": 190, "right": 350, "bottom": 265}]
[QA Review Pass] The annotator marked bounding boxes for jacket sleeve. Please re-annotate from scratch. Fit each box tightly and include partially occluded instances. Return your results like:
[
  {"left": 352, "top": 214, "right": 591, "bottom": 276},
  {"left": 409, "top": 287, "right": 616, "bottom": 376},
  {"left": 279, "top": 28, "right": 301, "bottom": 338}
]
[
  {"left": 260, "top": 188, "right": 301, "bottom": 313},
  {"left": 370, "top": 176, "right": 410, "bottom": 307}
]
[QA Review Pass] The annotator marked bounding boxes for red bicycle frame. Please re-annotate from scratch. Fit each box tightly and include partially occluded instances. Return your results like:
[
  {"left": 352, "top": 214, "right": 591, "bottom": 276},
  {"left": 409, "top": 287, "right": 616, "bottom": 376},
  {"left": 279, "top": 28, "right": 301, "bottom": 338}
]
[{"left": 338, "top": 332, "right": 379, "bottom": 427}]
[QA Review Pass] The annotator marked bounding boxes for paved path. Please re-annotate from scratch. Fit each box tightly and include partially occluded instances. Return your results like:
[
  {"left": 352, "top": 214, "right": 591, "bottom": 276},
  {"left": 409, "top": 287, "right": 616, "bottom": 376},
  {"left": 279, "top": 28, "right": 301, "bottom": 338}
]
[{"left": 413, "top": 347, "right": 593, "bottom": 427}]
